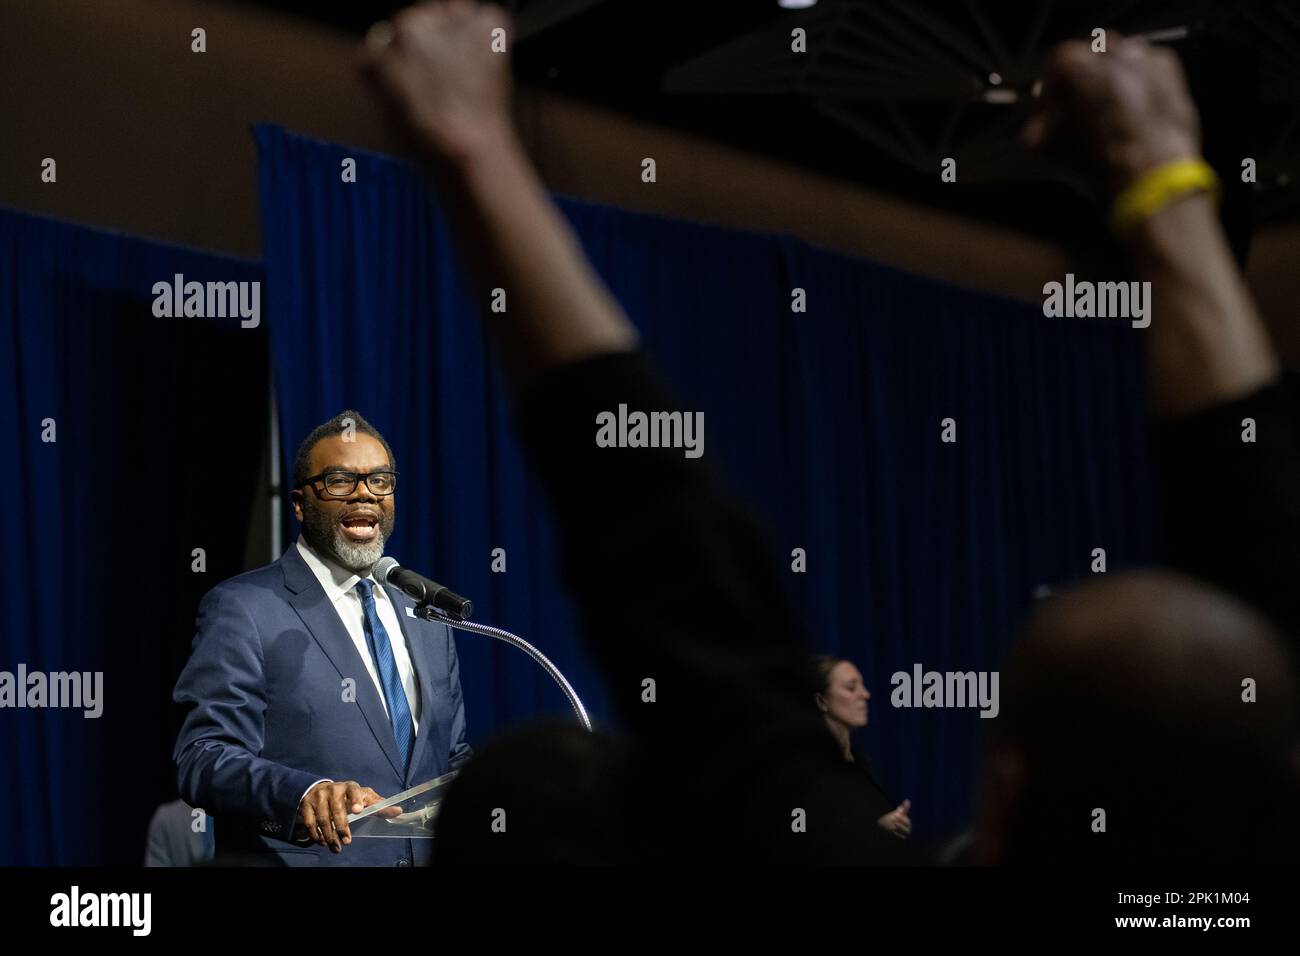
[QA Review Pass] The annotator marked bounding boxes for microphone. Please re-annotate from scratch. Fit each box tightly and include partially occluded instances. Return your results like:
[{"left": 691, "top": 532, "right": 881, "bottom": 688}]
[{"left": 373, "top": 557, "right": 473, "bottom": 621}]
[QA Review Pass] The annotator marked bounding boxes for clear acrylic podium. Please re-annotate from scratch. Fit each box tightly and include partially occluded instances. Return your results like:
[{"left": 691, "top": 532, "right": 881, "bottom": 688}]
[
  {"left": 345, "top": 769, "right": 460, "bottom": 839},
  {"left": 335, "top": 601, "right": 591, "bottom": 842}
]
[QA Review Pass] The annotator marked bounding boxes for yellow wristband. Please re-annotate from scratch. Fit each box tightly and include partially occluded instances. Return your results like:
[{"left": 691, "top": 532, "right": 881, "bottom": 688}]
[{"left": 1109, "top": 157, "right": 1220, "bottom": 234}]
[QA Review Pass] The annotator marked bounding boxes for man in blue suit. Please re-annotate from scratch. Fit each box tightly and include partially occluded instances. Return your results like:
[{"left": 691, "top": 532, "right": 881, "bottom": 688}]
[{"left": 173, "top": 409, "right": 472, "bottom": 866}]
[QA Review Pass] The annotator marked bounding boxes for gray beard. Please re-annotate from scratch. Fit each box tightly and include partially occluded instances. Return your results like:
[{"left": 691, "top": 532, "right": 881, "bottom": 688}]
[
  {"left": 304, "top": 517, "right": 387, "bottom": 574},
  {"left": 329, "top": 526, "right": 387, "bottom": 574}
]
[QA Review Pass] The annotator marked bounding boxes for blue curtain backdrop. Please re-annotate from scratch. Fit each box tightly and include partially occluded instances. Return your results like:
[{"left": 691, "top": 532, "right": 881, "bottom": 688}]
[
  {"left": 255, "top": 125, "right": 1159, "bottom": 841},
  {"left": 0, "top": 207, "right": 267, "bottom": 864}
]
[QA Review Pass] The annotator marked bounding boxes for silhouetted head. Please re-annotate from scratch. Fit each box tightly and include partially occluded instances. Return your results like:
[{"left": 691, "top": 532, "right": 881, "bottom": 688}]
[
  {"left": 433, "top": 720, "right": 633, "bottom": 865},
  {"left": 977, "top": 571, "right": 1300, "bottom": 864},
  {"left": 812, "top": 656, "right": 871, "bottom": 730}
]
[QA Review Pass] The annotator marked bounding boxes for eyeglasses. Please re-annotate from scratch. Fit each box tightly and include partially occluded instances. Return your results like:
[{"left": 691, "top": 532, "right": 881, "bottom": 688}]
[{"left": 297, "top": 470, "right": 398, "bottom": 498}]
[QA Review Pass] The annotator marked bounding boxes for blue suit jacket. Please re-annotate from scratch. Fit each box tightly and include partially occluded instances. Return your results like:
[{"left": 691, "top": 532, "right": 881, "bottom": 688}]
[{"left": 173, "top": 543, "right": 472, "bottom": 866}]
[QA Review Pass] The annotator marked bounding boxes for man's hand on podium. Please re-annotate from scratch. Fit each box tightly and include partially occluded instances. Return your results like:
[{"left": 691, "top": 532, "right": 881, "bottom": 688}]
[{"left": 297, "top": 780, "right": 400, "bottom": 853}]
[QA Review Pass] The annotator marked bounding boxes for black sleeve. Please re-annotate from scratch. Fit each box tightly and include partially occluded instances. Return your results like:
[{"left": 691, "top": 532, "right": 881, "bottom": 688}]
[
  {"left": 1151, "top": 375, "right": 1300, "bottom": 649},
  {"left": 854, "top": 752, "right": 897, "bottom": 818},
  {"left": 517, "top": 350, "right": 912, "bottom": 863}
]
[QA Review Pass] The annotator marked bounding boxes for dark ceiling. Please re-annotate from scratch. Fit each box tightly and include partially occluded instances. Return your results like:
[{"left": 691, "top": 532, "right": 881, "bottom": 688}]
[{"left": 231, "top": 0, "right": 1300, "bottom": 251}]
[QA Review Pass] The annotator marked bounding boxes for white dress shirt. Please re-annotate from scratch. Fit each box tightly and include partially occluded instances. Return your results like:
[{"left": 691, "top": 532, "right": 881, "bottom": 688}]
[
  {"left": 296, "top": 535, "right": 422, "bottom": 730},
  {"left": 292, "top": 536, "right": 426, "bottom": 823}
]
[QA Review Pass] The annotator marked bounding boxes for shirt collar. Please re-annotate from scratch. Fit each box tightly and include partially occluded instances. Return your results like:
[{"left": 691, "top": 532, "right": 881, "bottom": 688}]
[{"left": 296, "top": 534, "right": 378, "bottom": 603}]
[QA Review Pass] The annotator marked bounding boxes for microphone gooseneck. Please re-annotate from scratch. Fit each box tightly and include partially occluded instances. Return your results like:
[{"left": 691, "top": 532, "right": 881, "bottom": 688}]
[{"left": 374, "top": 556, "right": 591, "bottom": 730}]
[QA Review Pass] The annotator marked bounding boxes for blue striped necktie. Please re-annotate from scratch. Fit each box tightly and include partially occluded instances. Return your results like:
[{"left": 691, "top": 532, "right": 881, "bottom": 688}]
[{"left": 355, "top": 578, "right": 414, "bottom": 771}]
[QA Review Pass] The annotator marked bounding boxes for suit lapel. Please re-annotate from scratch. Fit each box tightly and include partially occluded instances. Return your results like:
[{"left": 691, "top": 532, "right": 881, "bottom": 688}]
[
  {"left": 389, "top": 584, "right": 438, "bottom": 778},
  {"left": 280, "top": 544, "right": 404, "bottom": 779}
]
